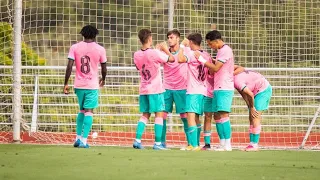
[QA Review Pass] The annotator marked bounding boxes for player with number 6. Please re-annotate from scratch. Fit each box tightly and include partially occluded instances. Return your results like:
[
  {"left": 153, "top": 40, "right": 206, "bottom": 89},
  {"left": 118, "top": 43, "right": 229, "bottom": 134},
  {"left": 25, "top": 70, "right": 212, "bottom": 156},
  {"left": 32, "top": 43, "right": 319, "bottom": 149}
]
[{"left": 132, "top": 29, "right": 175, "bottom": 150}]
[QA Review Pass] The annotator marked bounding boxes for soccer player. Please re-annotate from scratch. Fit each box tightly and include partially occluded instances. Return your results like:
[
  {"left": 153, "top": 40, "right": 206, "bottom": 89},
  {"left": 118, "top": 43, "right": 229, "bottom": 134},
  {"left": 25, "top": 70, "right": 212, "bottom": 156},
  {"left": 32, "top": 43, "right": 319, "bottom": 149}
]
[
  {"left": 201, "top": 60, "right": 215, "bottom": 150},
  {"left": 196, "top": 30, "right": 235, "bottom": 151},
  {"left": 132, "top": 29, "right": 175, "bottom": 150},
  {"left": 201, "top": 65, "right": 244, "bottom": 150},
  {"left": 178, "top": 33, "right": 211, "bottom": 151},
  {"left": 64, "top": 25, "right": 107, "bottom": 148},
  {"left": 234, "top": 68, "right": 272, "bottom": 151},
  {"left": 161, "top": 29, "right": 189, "bottom": 148}
]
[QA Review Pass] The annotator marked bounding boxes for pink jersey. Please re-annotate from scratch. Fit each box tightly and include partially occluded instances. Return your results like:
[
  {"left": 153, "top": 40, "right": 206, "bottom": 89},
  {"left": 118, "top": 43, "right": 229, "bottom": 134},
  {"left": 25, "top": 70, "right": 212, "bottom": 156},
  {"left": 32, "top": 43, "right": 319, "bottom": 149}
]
[
  {"left": 214, "top": 44, "right": 234, "bottom": 91},
  {"left": 68, "top": 41, "right": 107, "bottom": 89},
  {"left": 184, "top": 48, "right": 209, "bottom": 96},
  {"left": 205, "top": 60, "right": 215, "bottom": 98},
  {"left": 234, "top": 70, "right": 270, "bottom": 96},
  {"left": 134, "top": 48, "right": 169, "bottom": 95},
  {"left": 163, "top": 48, "right": 188, "bottom": 90}
]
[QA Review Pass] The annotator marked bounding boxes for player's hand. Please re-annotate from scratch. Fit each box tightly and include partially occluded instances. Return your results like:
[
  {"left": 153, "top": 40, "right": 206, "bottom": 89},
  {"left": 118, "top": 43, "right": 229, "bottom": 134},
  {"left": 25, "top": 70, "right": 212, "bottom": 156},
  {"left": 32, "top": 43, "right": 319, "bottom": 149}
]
[
  {"left": 250, "top": 107, "right": 259, "bottom": 119},
  {"left": 99, "top": 79, "right": 105, "bottom": 87},
  {"left": 157, "top": 42, "right": 168, "bottom": 52},
  {"left": 181, "top": 38, "right": 189, "bottom": 47},
  {"left": 194, "top": 51, "right": 201, "bottom": 59},
  {"left": 64, "top": 85, "right": 69, "bottom": 94}
]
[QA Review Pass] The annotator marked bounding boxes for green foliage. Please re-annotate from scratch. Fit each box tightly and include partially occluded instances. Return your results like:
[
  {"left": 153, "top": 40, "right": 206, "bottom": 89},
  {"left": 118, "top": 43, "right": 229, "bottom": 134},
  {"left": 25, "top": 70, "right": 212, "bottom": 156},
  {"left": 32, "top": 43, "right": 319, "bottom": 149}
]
[{"left": 0, "top": 22, "right": 46, "bottom": 65}]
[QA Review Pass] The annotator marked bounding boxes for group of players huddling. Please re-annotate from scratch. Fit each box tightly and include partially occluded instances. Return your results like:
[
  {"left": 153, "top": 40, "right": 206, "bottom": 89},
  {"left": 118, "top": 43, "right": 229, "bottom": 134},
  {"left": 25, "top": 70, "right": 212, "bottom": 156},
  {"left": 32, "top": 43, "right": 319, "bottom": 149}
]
[{"left": 64, "top": 25, "right": 272, "bottom": 152}]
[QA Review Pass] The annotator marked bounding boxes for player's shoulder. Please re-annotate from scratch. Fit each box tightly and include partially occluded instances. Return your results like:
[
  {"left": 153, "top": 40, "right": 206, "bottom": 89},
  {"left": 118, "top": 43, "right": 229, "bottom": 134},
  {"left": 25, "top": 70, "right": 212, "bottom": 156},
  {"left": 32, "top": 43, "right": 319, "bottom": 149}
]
[
  {"left": 220, "top": 44, "right": 233, "bottom": 53},
  {"left": 93, "top": 42, "right": 106, "bottom": 52},
  {"left": 70, "top": 41, "right": 81, "bottom": 49},
  {"left": 134, "top": 49, "right": 142, "bottom": 56}
]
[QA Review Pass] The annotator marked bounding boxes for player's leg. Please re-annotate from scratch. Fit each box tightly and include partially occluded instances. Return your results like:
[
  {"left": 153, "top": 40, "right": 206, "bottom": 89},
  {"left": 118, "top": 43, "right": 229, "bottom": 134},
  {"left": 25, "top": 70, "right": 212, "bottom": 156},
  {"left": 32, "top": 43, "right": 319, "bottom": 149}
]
[
  {"left": 202, "top": 112, "right": 212, "bottom": 150},
  {"left": 79, "top": 89, "right": 99, "bottom": 148},
  {"left": 173, "top": 90, "right": 190, "bottom": 146},
  {"left": 243, "top": 115, "right": 254, "bottom": 150},
  {"left": 150, "top": 93, "right": 167, "bottom": 150},
  {"left": 214, "top": 90, "right": 234, "bottom": 151},
  {"left": 74, "top": 88, "right": 85, "bottom": 147},
  {"left": 246, "top": 85, "right": 272, "bottom": 151},
  {"left": 212, "top": 94, "right": 225, "bottom": 150},
  {"left": 180, "top": 113, "right": 190, "bottom": 146},
  {"left": 245, "top": 112, "right": 262, "bottom": 151},
  {"left": 185, "top": 94, "right": 204, "bottom": 151},
  {"left": 195, "top": 115, "right": 201, "bottom": 147},
  {"left": 202, "top": 96, "right": 214, "bottom": 150},
  {"left": 162, "top": 90, "right": 173, "bottom": 147},
  {"left": 133, "top": 95, "right": 151, "bottom": 149},
  {"left": 187, "top": 112, "right": 198, "bottom": 150}
]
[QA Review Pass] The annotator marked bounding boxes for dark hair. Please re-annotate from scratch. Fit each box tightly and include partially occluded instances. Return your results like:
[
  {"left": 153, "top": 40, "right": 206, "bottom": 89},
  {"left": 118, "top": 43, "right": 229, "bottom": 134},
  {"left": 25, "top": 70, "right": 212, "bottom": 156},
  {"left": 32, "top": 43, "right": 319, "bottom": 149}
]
[
  {"left": 187, "top": 33, "right": 202, "bottom": 46},
  {"left": 167, "top": 29, "right": 180, "bottom": 38},
  {"left": 205, "top": 30, "right": 222, "bottom": 41},
  {"left": 138, "top": 29, "right": 152, "bottom": 44},
  {"left": 80, "top": 25, "right": 99, "bottom": 39}
]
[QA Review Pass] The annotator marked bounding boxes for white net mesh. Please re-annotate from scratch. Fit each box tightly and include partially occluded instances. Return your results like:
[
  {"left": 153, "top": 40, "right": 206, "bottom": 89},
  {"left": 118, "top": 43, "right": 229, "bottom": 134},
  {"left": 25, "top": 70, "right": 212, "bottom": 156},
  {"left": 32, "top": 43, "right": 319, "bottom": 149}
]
[{"left": 0, "top": 0, "right": 319, "bottom": 149}]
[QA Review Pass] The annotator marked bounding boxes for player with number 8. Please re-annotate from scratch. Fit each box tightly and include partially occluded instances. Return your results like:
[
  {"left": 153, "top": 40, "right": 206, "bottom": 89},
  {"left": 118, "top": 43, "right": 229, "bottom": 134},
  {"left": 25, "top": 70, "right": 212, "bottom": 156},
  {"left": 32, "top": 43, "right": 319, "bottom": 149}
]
[{"left": 64, "top": 25, "right": 107, "bottom": 148}]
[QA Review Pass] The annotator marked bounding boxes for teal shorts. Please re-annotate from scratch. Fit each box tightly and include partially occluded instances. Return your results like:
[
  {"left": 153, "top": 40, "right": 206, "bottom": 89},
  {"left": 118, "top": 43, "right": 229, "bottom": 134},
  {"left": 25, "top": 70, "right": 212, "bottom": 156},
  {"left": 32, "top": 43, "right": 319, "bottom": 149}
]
[
  {"left": 212, "top": 90, "right": 234, "bottom": 113},
  {"left": 75, "top": 88, "right": 99, "bottom": 110},
  {"left": 204, "top": 96, "right": 214, "bottom": 113},
  {"left": 254, "top": 85, "right": 272, "bottom": 111},
  {"left": 164, "top": 89, "right": 187, "bottom": 114},
  {"left": 185, "top": 94, "right": 204, "bottom": 115},
  {"left": 139, "top": 93, "right": 165, "bottom": 113}
]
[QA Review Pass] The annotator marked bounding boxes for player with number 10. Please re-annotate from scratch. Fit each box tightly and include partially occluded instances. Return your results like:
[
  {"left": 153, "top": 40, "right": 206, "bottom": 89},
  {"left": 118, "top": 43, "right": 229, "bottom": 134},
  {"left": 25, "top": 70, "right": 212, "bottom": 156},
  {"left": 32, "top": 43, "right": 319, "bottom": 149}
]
[{"left": 178, "top": 33, "right": 211, "bottom": 151}]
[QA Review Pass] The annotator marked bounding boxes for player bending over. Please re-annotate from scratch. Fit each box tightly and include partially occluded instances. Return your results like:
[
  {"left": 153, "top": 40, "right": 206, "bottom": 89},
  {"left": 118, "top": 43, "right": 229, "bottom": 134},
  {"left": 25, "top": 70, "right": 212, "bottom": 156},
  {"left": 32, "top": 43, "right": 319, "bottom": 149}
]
[
  {"left": 64, "top": 25, "right": 107, "bottom": 148},
  {"left": 196, "top": 30, "right": 235, "bottom": 151},
  {"left": 161, "top": 29, "right": 189, "bottom": 148},
  {"left": 132, "top": 29, "right": 175, "bottom": 150},
  {"left": 234, "top": 68, "right": 272, "bottom": 151},
  {"left": 178, "top": 33, "right": 211, "bottom": 151}
]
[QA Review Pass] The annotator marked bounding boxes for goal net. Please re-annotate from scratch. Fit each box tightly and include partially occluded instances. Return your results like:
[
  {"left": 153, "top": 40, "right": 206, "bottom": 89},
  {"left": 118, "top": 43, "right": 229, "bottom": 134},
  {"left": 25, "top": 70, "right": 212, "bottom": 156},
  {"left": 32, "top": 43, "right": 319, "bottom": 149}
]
[{"left": 0, "top": 0, "right": 319, "bottom": 149}]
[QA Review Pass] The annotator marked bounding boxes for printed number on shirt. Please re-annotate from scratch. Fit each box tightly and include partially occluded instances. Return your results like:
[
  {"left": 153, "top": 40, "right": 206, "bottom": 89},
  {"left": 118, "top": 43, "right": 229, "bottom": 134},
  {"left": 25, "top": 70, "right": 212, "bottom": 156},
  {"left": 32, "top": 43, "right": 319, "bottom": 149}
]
[
  {"left": 81, "top": 55, "right": 91, "bottom": 74},
  {"left": 197, "top": 64, "right": 206, "bottom": 81},
  {"left": 142, "top": 64, "right": 151, "bottom": 80}
]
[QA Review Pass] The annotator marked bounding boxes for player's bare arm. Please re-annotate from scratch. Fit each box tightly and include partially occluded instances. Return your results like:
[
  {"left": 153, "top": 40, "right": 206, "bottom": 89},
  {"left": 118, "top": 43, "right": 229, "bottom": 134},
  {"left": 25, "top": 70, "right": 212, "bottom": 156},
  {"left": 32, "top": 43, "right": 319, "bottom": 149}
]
[
  {"left": 234, "top": 65, "right": 245, "bottom": 75},
  {"left": 178, "top": 47, "right": 187, "bottom": 63},
  {"left": 99, "top": 62, "right": 107, "bottom": 87},
  {"left": 242, "top": 87, "right": 259, "bottom": 119},
  {"left": 194, "top": 51, "right": 223, "bottom": 72},
  {"left": 158, "top": 42, "right": 175, "bottom": 62},
  {"left": 64, "top": 59, "right": 74, "bottom": 94}
]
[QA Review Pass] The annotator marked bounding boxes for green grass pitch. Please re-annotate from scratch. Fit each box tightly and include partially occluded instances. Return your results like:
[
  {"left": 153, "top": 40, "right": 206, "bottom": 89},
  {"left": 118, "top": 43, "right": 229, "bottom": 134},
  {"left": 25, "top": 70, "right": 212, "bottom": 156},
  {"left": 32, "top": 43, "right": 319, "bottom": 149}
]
[{"left": 0, "top": 144, "right": 319, "bottom": 180}]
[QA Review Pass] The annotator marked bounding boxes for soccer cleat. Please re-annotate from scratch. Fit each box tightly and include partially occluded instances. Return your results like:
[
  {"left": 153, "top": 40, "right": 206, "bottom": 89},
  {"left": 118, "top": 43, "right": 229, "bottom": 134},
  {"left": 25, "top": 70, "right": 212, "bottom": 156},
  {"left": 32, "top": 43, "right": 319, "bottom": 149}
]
[
  {"left": 161, "top": 142, "right": 167, "bottom": 149},
  {"left": 78, "top": 141, "right": 89, "bottom": 148},
  {"left": 225, "top": 145, "right": 232, "bottom": 151},
  {"left": 214, "top": 145, "right": 226, "bottom": 151},
  {"left": 133, "top": 140, "right": 144, "bottom": 149},
  {"left": 153, "top": 144, "right": 169, "bottom": 150},
  {"left": 73, "top": 139, "right": 81, "bottom": 147},
  {"left": 192, "top": 146, "right": 201, "bottom": 151},
  {"left": 201, "top": 144, "right": 211, "bottom": 151},
  {"left": 245, "top": 145, "right": 259, "bottom": 152},
  {"left": 180, "top": 145, "right": 193, "bottom": 151}
]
